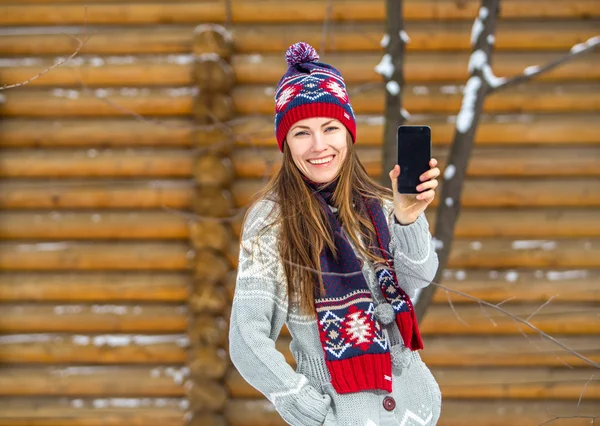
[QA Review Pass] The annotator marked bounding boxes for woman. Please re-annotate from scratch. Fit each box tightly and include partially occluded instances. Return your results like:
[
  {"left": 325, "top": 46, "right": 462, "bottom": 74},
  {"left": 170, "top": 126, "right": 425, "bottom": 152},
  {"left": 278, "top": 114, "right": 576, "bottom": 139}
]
[{"left": 229, "top": 42, "right": 442, "bottom": 426}]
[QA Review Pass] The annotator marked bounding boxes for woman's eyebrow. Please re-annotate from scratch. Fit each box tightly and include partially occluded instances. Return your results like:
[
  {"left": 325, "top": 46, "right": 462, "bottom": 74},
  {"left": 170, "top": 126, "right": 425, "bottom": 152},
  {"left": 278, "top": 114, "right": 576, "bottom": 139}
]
[{"left": 290, "top": 121, "right": 335, "bottom": 132}]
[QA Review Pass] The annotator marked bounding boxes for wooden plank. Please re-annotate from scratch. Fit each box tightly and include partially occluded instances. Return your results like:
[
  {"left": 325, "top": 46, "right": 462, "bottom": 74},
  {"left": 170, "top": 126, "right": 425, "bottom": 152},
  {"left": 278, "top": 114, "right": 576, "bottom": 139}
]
[
  {"left": 0, "top": 397, "right": 187, "bottom": 426},
  {"left": 437, "top": 269, "right": 600, "bottom": 303},
  {"left": 0, "top": 118, "right": 194, "bottom": 148},
  {"left": 226, "top": 367, "right": 600, "bottom": 399},
  {"left": 2, "top": 114, "right": 598, "bottom": 148},
  {"left": 3, "top": 52, "right": 598, "bottom": 88},
  {"left": 0, "top": 366, "right": 187, "bottom": 396},
  {"left": 2, "top": 83, "right": 597, "bottom": 117},
  {"left": 445, "top": 238, "right": 600, "bottom": 268},
  {"left": 0, "top": 272, "right": 190, "bottom": 302},
  {"left": 0, "top": 149, "right": 194, "bottom": 178},
  {"left": 0, "top": 212, "right": 189, "bottom": 239},
  {"left": 1, "top": 21, "right": 596, "bottom": 56},
  {"left": 232, "top": 179, "right": 600, "bottom": 208},
  {"left": 231, "top": 114, "right": 600, "bottom": 148},
  {"left": 1, "top": 1, "right": 598, "bottom": 25},
  {"left": 0, "top": 333, "right": 188, "bottom": 364},
  {"left": 0, "top": 180, "right": 194, "bottom": 209},
  {"left": 0, "top": 88, "right": 194, "bottom": 117},
  {"left": 0, "top": 242, "right": 190, "bottom": 271},
  {"left": 0, "top": 304, "right": 187, "bottom": 333},
  {"left": 232, "top": 146, "right": 600, "bottom": 178},
  {"left": 225, "top": 399, "right": 600, "bottom": 426},
  {"left": 421, "top": 302, "right": 600, "bottom": 335}
]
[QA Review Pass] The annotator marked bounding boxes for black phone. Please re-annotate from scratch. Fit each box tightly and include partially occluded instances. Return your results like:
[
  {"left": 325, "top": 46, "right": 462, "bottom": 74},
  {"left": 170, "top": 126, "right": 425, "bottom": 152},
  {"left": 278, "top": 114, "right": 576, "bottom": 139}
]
[{"left": 396, "top": 125, "right": 432, "bottom": 194}]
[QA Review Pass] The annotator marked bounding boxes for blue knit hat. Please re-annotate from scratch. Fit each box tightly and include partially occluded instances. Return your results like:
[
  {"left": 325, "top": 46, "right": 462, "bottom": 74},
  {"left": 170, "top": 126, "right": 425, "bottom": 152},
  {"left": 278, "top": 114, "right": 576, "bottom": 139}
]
[{"left": 274, "top": 42, "right": 357, "bottom": 152}]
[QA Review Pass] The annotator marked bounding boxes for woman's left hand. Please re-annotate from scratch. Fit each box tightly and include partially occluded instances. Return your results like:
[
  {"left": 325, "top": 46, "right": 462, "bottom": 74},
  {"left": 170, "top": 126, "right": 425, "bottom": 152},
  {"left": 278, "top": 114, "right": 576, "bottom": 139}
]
[{"left": 389, "top": 158, "right": 440, "bottom": 225}]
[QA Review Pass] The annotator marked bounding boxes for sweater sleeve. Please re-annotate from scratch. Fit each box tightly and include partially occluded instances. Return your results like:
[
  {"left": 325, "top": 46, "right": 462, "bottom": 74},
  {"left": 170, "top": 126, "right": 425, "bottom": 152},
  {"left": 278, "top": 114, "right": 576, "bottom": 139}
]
[
  {"left": 229, "top": 199, "right": 331, "bottom": 426},
  {"left": 384, "top": 201, "right": 439, "bottom": 299}
]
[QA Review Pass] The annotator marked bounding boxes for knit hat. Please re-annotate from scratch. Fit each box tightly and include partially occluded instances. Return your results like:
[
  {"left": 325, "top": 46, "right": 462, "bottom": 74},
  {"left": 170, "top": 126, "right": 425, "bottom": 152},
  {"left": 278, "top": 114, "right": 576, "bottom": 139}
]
[{"left": 274, "top": 42, "right": 357, "bottom": 152}]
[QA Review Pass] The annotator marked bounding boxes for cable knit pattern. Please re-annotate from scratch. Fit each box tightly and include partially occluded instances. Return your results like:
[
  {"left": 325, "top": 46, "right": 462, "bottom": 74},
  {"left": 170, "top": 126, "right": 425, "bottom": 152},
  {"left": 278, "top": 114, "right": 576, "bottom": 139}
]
[{"left": 229, "top": 198, "right": 442, "bottom": 426}]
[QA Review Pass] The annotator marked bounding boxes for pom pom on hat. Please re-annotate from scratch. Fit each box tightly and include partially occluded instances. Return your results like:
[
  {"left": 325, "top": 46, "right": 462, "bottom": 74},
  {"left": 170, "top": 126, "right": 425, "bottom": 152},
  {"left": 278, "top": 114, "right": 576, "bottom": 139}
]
[{"left": 285, "top": 42, "right": 320, "bottom": 67}]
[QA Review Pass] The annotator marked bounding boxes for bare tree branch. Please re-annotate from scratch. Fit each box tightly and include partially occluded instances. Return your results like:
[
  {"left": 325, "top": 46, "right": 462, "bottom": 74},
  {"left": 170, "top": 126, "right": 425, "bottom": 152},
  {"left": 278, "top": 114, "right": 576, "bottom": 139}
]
[
  {"left": 0, "top": 7, "right": 90, "bottom": 91},
  {"left": 491, "top": 35, "right": 600, "bottom": 93}
]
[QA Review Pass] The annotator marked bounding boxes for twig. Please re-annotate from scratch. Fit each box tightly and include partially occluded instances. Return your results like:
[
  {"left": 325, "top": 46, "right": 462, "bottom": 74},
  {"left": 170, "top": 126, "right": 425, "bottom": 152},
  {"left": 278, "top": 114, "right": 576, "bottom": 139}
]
[
  {"left": 526, "top": 295, "right": 558, "bottom": 322},
  {"left": 0, "top": 7, "right": 90, "bottom": 91},
  {"left": 320, "top": 0, "right": 334, "bottom": 57},
  {"left": 490, "top": 35, "right": 600, "bottom": 93},
  {"left": 445, "top": 288, "right": 470, "bottom": 328}
]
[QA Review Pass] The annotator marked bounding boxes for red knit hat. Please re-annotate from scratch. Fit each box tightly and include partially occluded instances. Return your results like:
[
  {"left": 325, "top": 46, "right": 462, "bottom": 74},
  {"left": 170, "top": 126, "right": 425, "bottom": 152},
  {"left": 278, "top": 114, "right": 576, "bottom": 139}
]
[{"left": 274, "top": 42, "right": 357, "bottom": 152}]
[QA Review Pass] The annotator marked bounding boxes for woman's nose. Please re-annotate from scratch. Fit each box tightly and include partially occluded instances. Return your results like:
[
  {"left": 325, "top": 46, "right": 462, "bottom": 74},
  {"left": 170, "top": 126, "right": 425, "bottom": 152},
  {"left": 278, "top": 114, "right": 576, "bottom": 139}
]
[{"left": 311, "top": 133, "right": 327, "bottom": 151}]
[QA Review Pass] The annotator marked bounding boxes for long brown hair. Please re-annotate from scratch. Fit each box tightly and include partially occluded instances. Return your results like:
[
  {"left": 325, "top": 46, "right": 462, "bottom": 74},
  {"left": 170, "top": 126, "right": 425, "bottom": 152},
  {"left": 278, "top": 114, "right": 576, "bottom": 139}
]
[{"left": 244, "top": 134, "right": 393, "bottom": 314}]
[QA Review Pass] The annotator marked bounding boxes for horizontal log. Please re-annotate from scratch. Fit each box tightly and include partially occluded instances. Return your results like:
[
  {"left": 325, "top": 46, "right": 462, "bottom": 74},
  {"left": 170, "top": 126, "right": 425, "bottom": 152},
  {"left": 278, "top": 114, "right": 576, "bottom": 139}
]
[
  {"left": 232, "top": 146, "right": 600, "bottom": 178},
  {"left": 0, "top": 180, "right": 194, "bottom": 209},
  {"left": 0, "top": 149, "right": 194, "bottom": 178},
  {"left": 0, "top": 304, "right": 187, "bottom": 333},
  {"left": 3, "top": 52, "right": 598, "bottom": 89},
  {"left": 437, "top": 269, "right": 600, "bottom": 304},
  {"left": 1, "top": 0, "right": 598, "bottom": 25},
  {"left": 2, "top": 114, "right": 598, "bottom": 148},
  {"left": 0, "top": 212, "right": 189, "bottom": 239},
  {"left": 233, "top": 179, "right": 600, "bottom": 208},
  {"left": 225, "top": 399, "right": 600, "bottom": 426},
  {"left": 0, "top": 118, "right": 194, "bottom": 148},
  {"left": 0, "top": 242, "right": 190, "bottom": 271},
  {"left": 0, "top": 366, "right": 191, "bottom": 396},
  {"left": 0, "top": 333, "right": 188, "bottom": 364},
  {"left": 2, "top": 83, "right": 598, "bottom": 118},
  {"left": 1, "top": 22, "right": 596, "bottom": 56},
  {"left": 0, "top": 88, "right": 194, "bottom": 118},
  {"left": 0, "top": 272, "right": 190, "bottom": 302},
  {"left": 0, "top": 397, "right": 187, "bottom": 426}
]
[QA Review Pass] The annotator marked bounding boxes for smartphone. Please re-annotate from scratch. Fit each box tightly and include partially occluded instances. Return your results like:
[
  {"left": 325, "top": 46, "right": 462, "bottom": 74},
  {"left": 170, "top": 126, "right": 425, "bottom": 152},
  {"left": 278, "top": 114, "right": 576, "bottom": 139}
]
[{"left": 397, "top": 125, "right": 432, "bottom": 194}]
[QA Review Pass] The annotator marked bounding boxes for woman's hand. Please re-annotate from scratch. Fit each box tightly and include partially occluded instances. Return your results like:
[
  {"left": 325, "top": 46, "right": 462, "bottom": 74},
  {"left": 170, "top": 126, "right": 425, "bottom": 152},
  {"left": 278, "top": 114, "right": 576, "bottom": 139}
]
[{"left": 389, "top": 158, "right": 440, "bottom": 225}]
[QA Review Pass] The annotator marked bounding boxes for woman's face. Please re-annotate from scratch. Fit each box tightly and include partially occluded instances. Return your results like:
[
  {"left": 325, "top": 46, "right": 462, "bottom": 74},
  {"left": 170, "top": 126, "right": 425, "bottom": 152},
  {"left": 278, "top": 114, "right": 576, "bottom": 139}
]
[{"left": 285, "top": 117, "right": 348, "bottom": 183}]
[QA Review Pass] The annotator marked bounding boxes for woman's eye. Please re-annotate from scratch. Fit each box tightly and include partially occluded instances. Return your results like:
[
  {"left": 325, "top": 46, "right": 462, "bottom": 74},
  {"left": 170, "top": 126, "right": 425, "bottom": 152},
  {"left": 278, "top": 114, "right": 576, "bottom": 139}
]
[
  {"left": 325, "top": 126, "right": 339, "bottom": 132},
  {"left": 294, "top": 131, "right": 308, "bottom": 137}
]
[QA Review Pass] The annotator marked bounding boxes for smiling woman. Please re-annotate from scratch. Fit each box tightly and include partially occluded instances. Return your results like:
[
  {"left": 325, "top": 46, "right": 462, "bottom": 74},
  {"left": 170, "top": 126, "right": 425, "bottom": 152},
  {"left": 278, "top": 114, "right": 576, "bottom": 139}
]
[
  {"left": 286, "top": 118, "right": 349, "bottom": 183},
  {"left": 229, "top": 42, "right": 442, "bottom": 426}
]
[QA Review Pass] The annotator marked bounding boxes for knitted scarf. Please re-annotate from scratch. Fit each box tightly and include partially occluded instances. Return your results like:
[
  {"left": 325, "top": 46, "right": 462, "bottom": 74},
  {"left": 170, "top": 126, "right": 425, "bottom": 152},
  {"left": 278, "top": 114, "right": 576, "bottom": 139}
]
[{"left": 306, "top": 179, "right": 423, "bottom": 394}]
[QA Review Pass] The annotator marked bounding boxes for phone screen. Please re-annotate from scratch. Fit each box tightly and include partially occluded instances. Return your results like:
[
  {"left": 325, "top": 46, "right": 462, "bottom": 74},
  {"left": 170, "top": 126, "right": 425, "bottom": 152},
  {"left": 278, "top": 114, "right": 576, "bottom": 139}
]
[{"left": 397, "top": 125, "right": 431, "bottom": 194}]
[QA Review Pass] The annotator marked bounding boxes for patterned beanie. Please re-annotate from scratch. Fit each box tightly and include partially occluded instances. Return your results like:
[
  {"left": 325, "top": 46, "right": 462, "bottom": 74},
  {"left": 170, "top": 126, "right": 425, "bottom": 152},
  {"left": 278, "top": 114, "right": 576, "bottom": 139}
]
[{"left": 274, "top": 42, "right": 357, "bottom": 152}]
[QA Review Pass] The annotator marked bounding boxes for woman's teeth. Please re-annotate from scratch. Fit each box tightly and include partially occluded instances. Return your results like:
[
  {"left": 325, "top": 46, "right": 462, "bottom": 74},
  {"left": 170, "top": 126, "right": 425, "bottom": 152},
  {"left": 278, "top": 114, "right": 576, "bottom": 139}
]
[{"left": 308, "top": 155, "right": 334, "bottom": 165}]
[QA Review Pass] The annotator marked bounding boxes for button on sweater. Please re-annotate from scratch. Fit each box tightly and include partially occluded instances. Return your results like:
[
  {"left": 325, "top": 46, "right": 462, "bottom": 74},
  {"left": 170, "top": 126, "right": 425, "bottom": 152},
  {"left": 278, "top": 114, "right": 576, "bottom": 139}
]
[{"left": 229, "top": 198, "right": 442, "bottom": 426}]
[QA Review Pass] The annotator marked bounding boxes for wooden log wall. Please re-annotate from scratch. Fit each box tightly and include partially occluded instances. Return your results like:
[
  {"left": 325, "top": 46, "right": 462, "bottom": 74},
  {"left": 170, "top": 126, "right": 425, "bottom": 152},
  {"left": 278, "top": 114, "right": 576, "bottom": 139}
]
[{"left": 0, "top": 0, "right": 598, "bottom": 425}]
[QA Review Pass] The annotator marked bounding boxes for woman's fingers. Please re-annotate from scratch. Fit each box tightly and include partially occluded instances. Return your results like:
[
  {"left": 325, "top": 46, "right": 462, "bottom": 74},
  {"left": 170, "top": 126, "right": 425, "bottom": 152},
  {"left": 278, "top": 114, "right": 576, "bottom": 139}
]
[
  {"left": 416, "top": 178, "right": 438, "bottom": 193},
  {"left": 416, "top": 188, "right": 436, "bottom": 202},
  {"left": 389, "top": 165, "right": 400, "bottom": 191}
]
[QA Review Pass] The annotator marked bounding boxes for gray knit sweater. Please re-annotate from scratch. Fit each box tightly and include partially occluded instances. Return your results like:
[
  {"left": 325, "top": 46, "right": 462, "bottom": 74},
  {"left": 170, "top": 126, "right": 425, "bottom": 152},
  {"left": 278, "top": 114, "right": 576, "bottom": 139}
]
[{"left": 229, "top": 198, "right": 442, "bottom": 426}]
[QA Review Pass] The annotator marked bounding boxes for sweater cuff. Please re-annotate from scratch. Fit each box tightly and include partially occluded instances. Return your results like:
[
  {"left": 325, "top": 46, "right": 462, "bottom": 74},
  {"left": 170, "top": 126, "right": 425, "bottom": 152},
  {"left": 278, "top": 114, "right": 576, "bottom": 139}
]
[
  {"left": 390, "top": 213, "right": 432, "bottom": 261},
  {"left": 276, "top": 383, "right": 331, "bottom": 426}
]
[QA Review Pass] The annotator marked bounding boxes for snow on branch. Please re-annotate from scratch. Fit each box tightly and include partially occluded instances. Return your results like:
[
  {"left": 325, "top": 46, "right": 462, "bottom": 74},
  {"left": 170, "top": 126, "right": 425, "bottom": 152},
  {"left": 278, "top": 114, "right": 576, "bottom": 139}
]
[{"left": 489, "top": 35, "right": 600, "bottom": 92}]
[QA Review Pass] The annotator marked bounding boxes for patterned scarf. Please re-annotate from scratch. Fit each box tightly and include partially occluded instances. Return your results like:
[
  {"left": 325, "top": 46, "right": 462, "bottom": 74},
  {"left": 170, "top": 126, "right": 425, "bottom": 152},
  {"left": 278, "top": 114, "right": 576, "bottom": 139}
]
[{"left": 306, "top": 179, "right": 423, "bottom": 394}]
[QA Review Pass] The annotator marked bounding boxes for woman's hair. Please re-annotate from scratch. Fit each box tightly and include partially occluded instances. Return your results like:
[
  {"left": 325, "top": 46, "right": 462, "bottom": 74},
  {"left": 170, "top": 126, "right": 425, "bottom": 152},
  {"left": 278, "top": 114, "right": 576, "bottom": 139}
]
[{"left": 243, "top": 133, "right": 393, "bottom": 314}]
